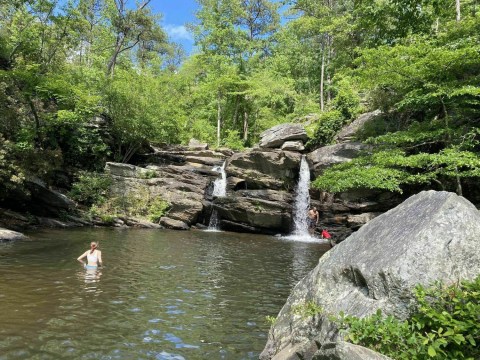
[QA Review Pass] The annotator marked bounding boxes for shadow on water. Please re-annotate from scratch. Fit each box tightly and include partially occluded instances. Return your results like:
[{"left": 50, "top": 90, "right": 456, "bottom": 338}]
[{"left": 0, "top": 228, "right": 329, "bottom": 359}]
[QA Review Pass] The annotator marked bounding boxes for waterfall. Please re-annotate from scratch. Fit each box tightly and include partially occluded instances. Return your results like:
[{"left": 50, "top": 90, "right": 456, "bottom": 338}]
[
  {"left": 211, "top": 161, "right": 227, "bottom": 197},
  {"left": 207, "top": 161, "right": 227, "bottom": 231},
  {"left": 292, "top": 156, "right": 311, "bottom": 235},
  {"left": 283, "top": 156, "right": 317, "bottom": 242}
]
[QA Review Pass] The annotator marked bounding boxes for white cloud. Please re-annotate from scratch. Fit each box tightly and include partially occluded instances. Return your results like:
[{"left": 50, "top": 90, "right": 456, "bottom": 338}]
[{"left": 164, "top": 24, "right": 193, "bottom": 42}]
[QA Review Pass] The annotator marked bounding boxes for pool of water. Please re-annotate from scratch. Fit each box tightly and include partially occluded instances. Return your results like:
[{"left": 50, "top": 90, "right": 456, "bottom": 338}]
[{"left": 0, "top": 228, "right": 329, "bottom": 359}]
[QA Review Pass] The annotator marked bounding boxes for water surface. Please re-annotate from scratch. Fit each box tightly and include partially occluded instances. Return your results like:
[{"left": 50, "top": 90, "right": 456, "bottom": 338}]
[{"left": 0, "top": 228, "right": 329, "bottom": 359}]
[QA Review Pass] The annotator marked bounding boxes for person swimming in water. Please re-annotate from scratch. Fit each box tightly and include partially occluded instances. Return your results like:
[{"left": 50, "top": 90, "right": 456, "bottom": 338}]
[{"left": 77, "top": 241, "right": 103, "bottom": 269}]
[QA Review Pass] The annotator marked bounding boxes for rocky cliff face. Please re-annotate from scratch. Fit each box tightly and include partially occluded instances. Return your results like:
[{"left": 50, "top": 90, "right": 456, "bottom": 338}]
[
  {"left": 259, "top": 191, "right": 480, "bottom": 359},
  {"left": 102, "top": 120, "right": 400, "bottom": 237},
  {"left": 1, "top": 114, "right": 401, "bottom": 238}
]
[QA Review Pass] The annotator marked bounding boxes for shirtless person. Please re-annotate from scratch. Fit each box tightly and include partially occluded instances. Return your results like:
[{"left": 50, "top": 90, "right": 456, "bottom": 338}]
[{"left": 307, "top": 207, "right": 319, "bottom": 235}]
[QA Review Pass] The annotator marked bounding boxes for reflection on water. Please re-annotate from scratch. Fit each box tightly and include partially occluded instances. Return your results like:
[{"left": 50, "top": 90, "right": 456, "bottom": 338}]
[{"left": 0, "top": 228, "right": 329, "bottom": 359}]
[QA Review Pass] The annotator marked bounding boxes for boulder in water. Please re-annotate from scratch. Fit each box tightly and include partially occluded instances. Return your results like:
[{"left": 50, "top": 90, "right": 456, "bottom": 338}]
[
  {"left": 260, "top": 191, "right": 480, "bottom": 359},
  {"left": 0, "top": 227, "right": 27, "bottom": 242}
]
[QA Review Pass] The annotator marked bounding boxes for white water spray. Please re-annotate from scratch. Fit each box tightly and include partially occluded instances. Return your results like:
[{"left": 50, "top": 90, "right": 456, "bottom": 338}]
[
  {"left": 207, "top": 161, "right": 227, "bottom": 231},
  {"left": 283, "top": 156, "right": 317, "bottom": 242}
]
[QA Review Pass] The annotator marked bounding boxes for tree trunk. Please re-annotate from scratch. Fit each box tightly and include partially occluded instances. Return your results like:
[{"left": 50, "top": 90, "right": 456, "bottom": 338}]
[
  {"left": 107, "top": 37, "right": 124, "bottom": 77},
  {"left": 243, "top": 110, "right": 249, "bottom": 141},
  {"left": 217, "top": 91, "right": 222, "bottom": 147},
  {"left": 456, "top": 0, "right": 461, "bottom": 21},
  {"left": 326, "top": 34, "right": 332, "bottom": 104},
  {"left": 320, "top": 39, "right": 325, "bottom": 112}
]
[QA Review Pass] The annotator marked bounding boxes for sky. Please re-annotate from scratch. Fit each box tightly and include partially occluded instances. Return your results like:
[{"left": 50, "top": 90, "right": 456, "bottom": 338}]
[{"left": 150, "top": 0, "right": 199, "bottom": 55}]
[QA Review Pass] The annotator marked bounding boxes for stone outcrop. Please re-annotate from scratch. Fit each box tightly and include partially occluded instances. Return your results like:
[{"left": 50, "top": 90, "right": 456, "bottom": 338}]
[
  {"left": 260, "top": 191, "right": 480, "bottom": 359},
  {"left": 281, "top": 141, "right": 305, "bottom": 151},
  {"left": 307, "top": 143, "right": 370, "bottom": 177},
  {"left": 160, "top": 217, "right": 189, "bottom": 230},
  {"left": 259, "top": 123, "right": 308, "bottom": 149},
  {"left": 214, "top": 190, "right": 293, "bottom": 234},
  {"left": 314, "top": 342, "right": 393, "bottom": 360},
  {"left": 26, "top": 177, "right": 76, "bottom": 215},
  {"left": 0, "top": 227, "right": 27, "bottom": 242},
  {"left": 227, "top": 149, "right": 302, "bottom": 190},
  {"left": 334, "top": 110, "right": 382, "bottom": 143},
  {"left": 188, "top": 138, "right": 209, "bottom": 150},
  {"left": 106, "top": 162, "right": 212, "bottom": 226}
]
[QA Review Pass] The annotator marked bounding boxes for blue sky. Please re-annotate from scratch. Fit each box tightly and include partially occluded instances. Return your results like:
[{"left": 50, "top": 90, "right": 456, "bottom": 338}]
[{"left": 150, "top": 0, "right": 199, "bottom": 54}]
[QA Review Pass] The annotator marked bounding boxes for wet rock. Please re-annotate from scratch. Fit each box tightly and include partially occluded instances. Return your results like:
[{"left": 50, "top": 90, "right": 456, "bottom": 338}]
[
  {"left": 0, "top": 228, "right": 27, "bottom": 242},
  {"left": 261, "top": 191, "right": 480, "bottom": 359},
  {"left": 260, "top": 123, "right": 309, "bottom": 149},
  {"left": 160, "top": 217, "right": 189, "bottom": 230}
]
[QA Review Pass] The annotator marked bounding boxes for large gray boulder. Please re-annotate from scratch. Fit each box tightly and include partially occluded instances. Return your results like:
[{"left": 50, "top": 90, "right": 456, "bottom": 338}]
[
  {"left": 26, "top": 178, "right": 76, "bottom": 214},
  {"left": 313, "top": 342, "right": 393, "bottom": 360},
  {"left": 260, "top": 124, "right": 308, "bottom": 149},
  {"left": 307, "top": 143, "right": 370, "bottom": 177},
  {"left": 106, "top": 162, "right": 211, "bottom": 226},
  {"left": 260, "top": 191, "right": 480, "bottom": 359},
  {"left": 213, "top": 190, "right": 293, "bottom": 233},
  {"left": 0, "top": 228, "right": 27, "bottom": 242},
  {"left": 227, "top": 149, "right": 302, "bottom": 190},
  {"left": 334, "top": 110, "right": 382, "bottom": 143}
]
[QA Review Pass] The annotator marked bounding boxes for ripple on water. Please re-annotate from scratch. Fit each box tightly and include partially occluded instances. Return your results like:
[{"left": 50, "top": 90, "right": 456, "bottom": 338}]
[{"left": 152, "top": 351, "right": 186, "bottom": 360}]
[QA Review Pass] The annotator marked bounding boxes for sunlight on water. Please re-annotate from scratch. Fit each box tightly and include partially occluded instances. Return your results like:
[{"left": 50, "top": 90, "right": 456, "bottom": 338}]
[{"left": 0, "top": 228, "right": 329, "bottom": 359}]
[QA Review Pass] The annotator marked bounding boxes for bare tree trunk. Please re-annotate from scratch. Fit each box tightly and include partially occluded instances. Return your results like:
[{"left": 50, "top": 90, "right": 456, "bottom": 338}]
[
  {"left": 107, "top": 36, "right": 125, "bottom": 77},
  {"left": 217, "top": 91, "right": 222, "bottom": 147},
  {"left": 320, "top": 39, "right": 325, "bottom": 112},
  {"left": 232, "top": 95, "right": 240, "bottom": 127},
  {"left": 326, "top": 35, "right": 332, "bottom": 104},
  {"left": 243, "top": 110, "right": 249, "bottom": 141},
  {"left": 456, "top": 0, "right": 461, "bottom": 21}
]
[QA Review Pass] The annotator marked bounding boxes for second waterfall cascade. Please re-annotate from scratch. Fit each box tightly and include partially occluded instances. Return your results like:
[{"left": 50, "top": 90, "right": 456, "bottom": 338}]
[
  {"left": 285, "top": 156, "right": 318, "bottom": 241},
  {"left": 207, "top": 161, "right": 227, "bottom": 231}
]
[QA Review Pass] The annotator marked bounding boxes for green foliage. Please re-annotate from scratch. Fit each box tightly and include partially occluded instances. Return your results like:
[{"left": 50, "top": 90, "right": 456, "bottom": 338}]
[
  {"left": 222, "top": 129, "right": 245, "bottom": 150},
  {"left": 313, "top": 147, "right": 480, "bottom": 194},
  {"left": 69, "top": 172, "right": 112, "bottom": 207},
  {"left": 338, "top": 277, "right": 480, "bottom": 360},
  {"left": 0, "top": 136, "right": 25, "bottom": 199},
  {"left": 89, "top": 187, "right": 170, "bottom": 224},
  {"left": 265, "top": 315, "right": 277, "bottom": 326},
  {"left": 308, "top": 110, "right": 346, "bottom": 147},
  {"left": 292, "top": 300, "right": 324, "bottom": 319}
]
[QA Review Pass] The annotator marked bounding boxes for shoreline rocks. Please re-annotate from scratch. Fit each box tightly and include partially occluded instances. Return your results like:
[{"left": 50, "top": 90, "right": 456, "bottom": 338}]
[
  {"left": 260, "top": 191, "right": 480, "bottom": 359},
  {"left": 0, "top": 227, "right": 27, "bottom": 242}
]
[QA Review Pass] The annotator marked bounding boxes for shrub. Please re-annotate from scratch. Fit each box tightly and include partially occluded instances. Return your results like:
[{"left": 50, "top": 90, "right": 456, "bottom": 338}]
[
  {"left": 89, "top": 186, "right": 170, "bottom": 223},
  {"left": 307, "top": 110, "right": 346, "bottom": 148},
  {"left": 69, "top": 172, "right": 112, "bottom": 206},
  {"left": 338, "top": 276, "right": 480, "bottom": 359},
  {"left": 0, "top": 136, "right": 25, "bottom": 199}
]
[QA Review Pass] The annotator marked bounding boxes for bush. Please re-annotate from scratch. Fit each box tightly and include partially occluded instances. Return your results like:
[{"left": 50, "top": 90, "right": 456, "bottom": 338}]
[
  {"left": 222, "top": 129, "right": 245, "bottom": 150},
  {"left": 89, "top": 186, "right": 170, "bottom": 223},
  {"left": 0, "top": 136, "right": 25, "bottom": 199},
  {"left": 69, "top": 172, "right": 112, "bottom": 206},
  {"left": 307, "top": 110, "right": 346, "bottom": 148},
  {"left": 338, "top": 276, "right": 480, "bottom": 359}
]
